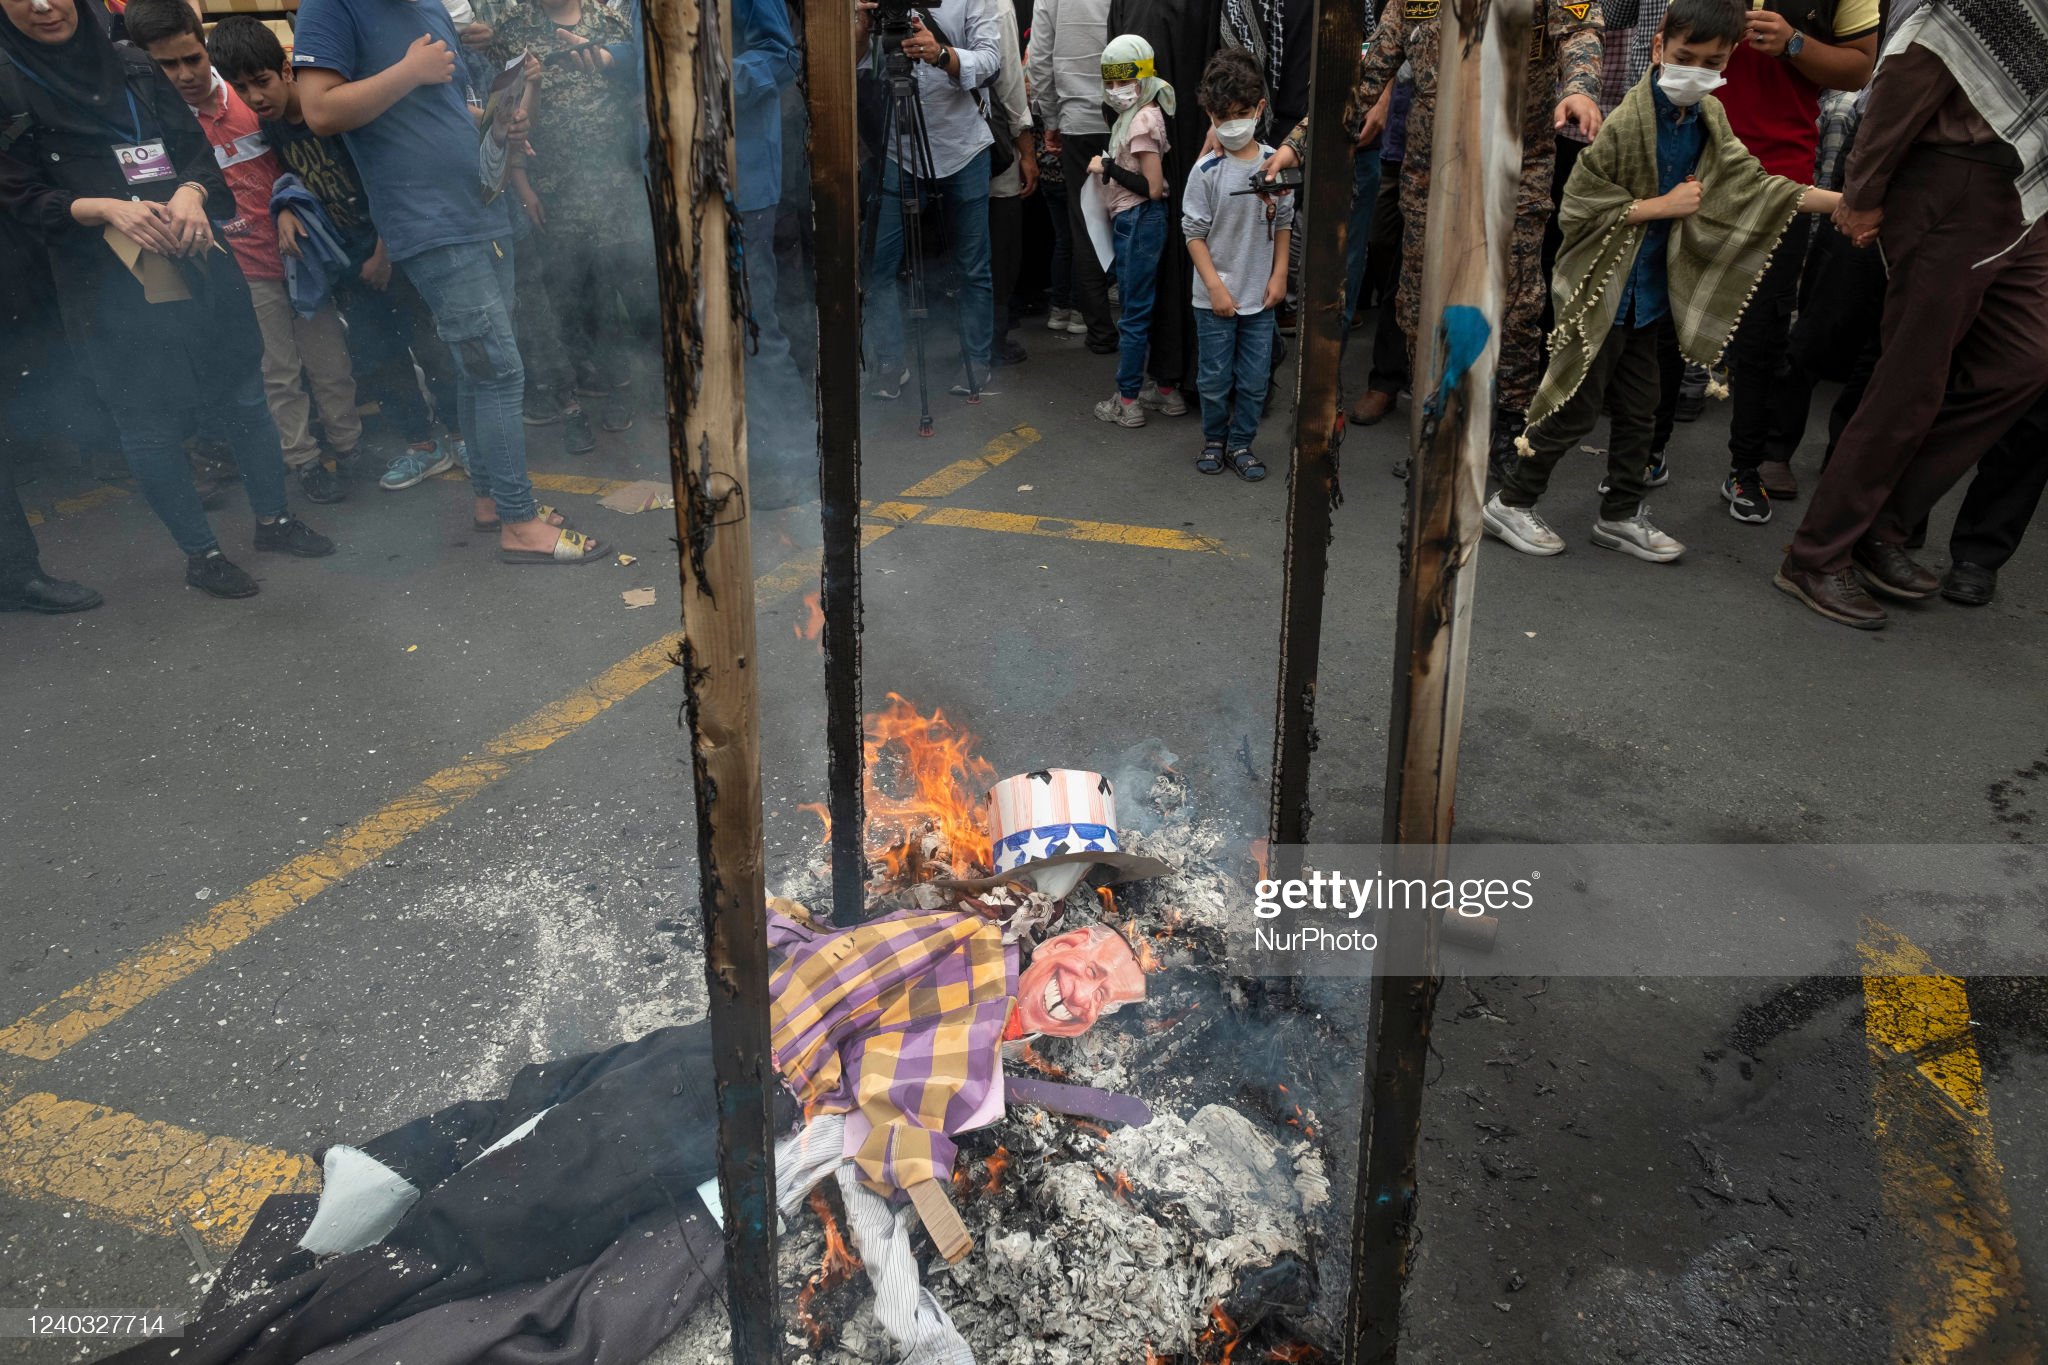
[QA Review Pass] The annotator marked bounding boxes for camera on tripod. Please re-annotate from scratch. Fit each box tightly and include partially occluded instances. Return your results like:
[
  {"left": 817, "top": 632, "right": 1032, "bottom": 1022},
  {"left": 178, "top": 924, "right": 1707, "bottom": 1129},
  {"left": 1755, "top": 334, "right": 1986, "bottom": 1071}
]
[{"left": 872, "top": 0, "right": 939, "bottom": 61}]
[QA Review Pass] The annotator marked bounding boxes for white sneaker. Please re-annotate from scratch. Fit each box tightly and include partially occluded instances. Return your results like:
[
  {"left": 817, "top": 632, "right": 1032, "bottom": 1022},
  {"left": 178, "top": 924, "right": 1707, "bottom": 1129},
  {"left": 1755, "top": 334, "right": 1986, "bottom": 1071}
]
[
  {"left": 1094, "top": 394, "right": 1146, "bottom": 428},
  {"left": 1139, "top": 380, "right": 1188, "bottom": 416},
  {"left": 1482, "top": 491, "right": 1565, "bottom": 556},
  {"left": 1592, "top": 507, "right": 1685, "bottom": 562},
  {"left": 1046, "top": 307, "right": 1073, "bottom": 333}
]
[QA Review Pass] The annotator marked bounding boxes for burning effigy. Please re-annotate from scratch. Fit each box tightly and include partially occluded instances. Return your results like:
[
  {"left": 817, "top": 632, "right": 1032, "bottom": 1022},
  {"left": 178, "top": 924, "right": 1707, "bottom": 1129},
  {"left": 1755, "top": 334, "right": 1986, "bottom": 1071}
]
[{"left": 108, "top": 707, "right": 1332, "bottom": 1365}]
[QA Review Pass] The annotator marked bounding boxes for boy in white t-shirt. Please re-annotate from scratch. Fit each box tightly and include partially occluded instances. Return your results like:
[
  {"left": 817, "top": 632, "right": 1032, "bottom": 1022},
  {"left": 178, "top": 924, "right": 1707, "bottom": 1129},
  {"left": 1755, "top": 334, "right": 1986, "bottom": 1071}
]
[
  {"left": 1086, "top": 35, "right": 1173, "bottom": 428},
  {"left": 1180, "top": 48, "right": 1292, "bottom": 481}
]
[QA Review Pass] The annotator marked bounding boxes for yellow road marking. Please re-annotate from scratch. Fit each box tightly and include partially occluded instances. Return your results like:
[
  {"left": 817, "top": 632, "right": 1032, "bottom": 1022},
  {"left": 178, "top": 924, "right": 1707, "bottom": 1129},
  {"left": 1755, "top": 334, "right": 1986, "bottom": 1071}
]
[
  {"left": 24, "top": 485, "right": 130, "bottom": 528},
  {"left": 897, "top": 425, "right": 1040, "bottom": 498},
  {"left": 0, "top": 1092, "right": 316, "bottom": 1249},
  {"left": 915, "top": 506, "right": 1226, "bottom": 554},
  {"left": 1862, "top": 920, "right": 2034, "bottom": 1361},
  {"left": 431, "top": 469, "right": 634, "bottom": 498},
  {"left": 864, "top": 499, "right": 929, "bottom": 524}
]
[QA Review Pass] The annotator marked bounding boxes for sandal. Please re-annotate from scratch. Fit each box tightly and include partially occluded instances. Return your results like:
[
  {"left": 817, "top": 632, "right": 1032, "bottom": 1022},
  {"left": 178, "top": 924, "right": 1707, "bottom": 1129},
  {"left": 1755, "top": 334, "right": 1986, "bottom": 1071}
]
[
  {"left": 1196, "top": 441, "right": 1226, "bottom": 475},
  {"left": 1226, "top": 448, "right": 1268, "bottom": 483},
  {"left": 473, "top": 504, "right": 564, "bottom": 532},
  {"left": 499, "top": 526, "right": 608, "bottom": 565}
]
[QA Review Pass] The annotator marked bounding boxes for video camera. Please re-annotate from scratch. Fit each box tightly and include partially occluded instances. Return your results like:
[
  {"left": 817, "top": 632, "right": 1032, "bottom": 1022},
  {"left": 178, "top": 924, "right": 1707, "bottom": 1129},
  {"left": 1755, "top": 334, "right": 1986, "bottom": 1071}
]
[{"left": 873, "top": 0, "right": 945, "bottom": 53}]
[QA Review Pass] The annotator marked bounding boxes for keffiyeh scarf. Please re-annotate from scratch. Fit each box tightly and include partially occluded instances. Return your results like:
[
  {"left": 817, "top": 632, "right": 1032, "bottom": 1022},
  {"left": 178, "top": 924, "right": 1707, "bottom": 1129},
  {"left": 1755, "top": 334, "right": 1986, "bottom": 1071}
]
[
  {"left": 1883, "top": 0, "right": 2048, "bottom": 224},
  {"left": 1527, "top": 76, "right": 1808, "bottom": 431}
]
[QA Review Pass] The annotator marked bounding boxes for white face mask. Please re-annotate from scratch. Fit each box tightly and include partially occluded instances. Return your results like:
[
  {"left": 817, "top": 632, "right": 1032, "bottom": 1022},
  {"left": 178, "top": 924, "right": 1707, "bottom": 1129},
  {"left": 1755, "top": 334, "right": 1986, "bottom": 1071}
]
[
  {"left": 1104, "top": 83, "right": 1141, "bottom": 111},
  {"left": 1657, "top": 63, "right": 1727, "bottom": 107},
  {"left": 1215, "top": 117, "right": 1258, "bottom": 150}
]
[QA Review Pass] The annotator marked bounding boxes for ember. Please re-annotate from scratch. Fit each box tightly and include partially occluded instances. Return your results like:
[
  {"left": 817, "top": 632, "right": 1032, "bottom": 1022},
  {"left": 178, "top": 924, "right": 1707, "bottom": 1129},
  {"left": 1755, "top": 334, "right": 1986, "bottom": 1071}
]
[
  {"left": 1070, "top": 1118, "right": 1111, "bottom": 1140},
  {"left": 1091, "top": 1167, "right": 1136, "bottom": 1204},
  {"left": 980, "top": 1144, "right": 1010, "bottom": 1195},
  {"left": 795, "top": 589, "right": 825, "bottom": 641},
  {"left": 797, "top": 801, "right": 831, "bottom": 844},
  {"left": 1248, "top": 836, "right": 1271, "bottom": 885},
  {"left": 793, "top": 1189, "right": 863, "bottom": 1347},
  {"left": 1016, "top": 1041, "right": 1067, "bottom": 1079},
  {"left": 864, "top": 693, "right": 996, "bottom": 883}
]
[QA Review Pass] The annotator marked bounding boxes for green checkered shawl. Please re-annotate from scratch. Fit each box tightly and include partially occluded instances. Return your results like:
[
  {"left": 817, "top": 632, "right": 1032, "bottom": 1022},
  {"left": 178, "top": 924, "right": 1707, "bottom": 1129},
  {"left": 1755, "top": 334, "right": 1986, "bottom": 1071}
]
[{"left": 1527, "top": 77, "right": 1809, "bottom": 432}]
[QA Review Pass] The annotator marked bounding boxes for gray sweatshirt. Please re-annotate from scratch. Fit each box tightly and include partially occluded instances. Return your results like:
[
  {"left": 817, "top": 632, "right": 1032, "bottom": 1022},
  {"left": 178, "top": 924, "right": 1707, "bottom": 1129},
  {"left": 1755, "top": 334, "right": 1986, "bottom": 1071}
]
[
  {"left": 1182, "top": 145, "right": 1296, "bottom": 313},
  {"left": 1026, "top": 0, "right": 1110, "bottom": 135}
]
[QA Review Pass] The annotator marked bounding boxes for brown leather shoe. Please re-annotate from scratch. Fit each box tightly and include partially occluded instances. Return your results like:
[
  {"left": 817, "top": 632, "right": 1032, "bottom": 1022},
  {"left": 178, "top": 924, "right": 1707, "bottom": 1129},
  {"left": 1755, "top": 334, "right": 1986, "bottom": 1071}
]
[
  {"left": 1349, "top": 390, "right": 1395, "bottom": 426},
  {"left": 1757, "top": 459, "right": 1799, "bottom": 500},
  {"left": 1852, "top": 537, "right": 1939, "bottom": 600},
  {"left": 1774, "top": 558, "right": 1888, "bottom": 629}
]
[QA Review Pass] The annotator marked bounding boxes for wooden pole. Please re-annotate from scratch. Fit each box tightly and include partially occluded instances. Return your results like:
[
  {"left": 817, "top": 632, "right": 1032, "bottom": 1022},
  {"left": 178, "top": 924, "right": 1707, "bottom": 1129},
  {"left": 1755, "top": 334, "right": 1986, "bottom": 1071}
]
[
  {"left": 641, "top": 0, "right": 781, "bottom": 1354},
  {"left": 1267, "top": 0, "right": 1363, "bottom": 853},
  {"left": 803, "top": 0, "right": 870, "bottom": 926},
  {"left": 1346, "top": 0, "right": 1533, "bottom": 1358}
]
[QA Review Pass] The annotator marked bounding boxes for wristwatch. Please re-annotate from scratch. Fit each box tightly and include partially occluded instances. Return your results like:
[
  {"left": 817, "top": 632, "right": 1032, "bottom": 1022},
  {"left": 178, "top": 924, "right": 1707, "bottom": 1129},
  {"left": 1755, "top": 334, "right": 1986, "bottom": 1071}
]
[
  {"left": 930, "top": 43, "right": 950, "bottom": 67},
  {"left": 1782, "top": 30, "right": 1805, "bottom": 58}
]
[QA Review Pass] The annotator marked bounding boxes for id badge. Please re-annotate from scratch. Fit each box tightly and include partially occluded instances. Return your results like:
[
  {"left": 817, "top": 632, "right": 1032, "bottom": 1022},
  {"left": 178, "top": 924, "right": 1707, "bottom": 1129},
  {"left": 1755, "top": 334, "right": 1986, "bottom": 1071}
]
[{"left": 114, "top": 140, "right": 175, "bottom": 185}]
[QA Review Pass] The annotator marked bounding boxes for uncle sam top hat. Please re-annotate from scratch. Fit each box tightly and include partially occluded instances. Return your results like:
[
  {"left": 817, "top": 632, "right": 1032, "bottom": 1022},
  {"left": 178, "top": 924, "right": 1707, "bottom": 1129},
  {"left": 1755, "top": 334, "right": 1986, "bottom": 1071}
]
[{"left": 938, "top": 768, "right": 1174, "bottom": 896}]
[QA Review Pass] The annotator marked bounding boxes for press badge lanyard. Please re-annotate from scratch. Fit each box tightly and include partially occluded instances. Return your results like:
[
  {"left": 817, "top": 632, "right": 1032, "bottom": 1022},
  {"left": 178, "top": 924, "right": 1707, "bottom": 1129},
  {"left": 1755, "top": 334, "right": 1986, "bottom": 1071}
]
[{"left": 0, "top": 51, "right": 146, "bottom": 142}]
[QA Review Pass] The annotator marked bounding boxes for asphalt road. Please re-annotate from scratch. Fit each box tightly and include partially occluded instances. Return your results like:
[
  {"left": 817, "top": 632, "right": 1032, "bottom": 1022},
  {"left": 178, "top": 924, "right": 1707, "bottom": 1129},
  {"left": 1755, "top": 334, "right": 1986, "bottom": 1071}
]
[{"left": 2, "top": 307, "right": 2043, "bottom": 1363}]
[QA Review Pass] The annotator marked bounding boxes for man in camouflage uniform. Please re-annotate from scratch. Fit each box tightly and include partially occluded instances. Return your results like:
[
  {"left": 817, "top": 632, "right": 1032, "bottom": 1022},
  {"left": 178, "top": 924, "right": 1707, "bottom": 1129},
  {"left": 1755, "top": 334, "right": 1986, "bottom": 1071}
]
[{"left": 1275, "top": 0, "right": 1604, "bottom": 464}]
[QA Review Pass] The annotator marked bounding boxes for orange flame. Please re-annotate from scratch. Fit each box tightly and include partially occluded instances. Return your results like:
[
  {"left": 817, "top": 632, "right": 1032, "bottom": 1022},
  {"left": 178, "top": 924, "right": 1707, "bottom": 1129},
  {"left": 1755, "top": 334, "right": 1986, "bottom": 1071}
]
[
  {"left": 1071, "top": 1118, "right": 1110, "bottom": 1141},
  {"left": 1097, "top": 886, "right": 1118, "bottom": 917},
  {"left": 1249, "top": 837, "right": 1271, "bottom": 885},
  {"left": 863, "top": 694, "right": 996, "bottom": 884},
  {"left": 794, "top": 1190, "right": 864, "bottom": 1346},
  {"left": 1198, "top": 1302, "right": 1242, "bottom": 1364},
  {"left": 796, "top": 590, "right": 825, "bottom": 641},
  {"left": 1017, "top": 1042, "right": 1067, "bottom": 1079},
  {"left": 798, "top": 802, "right": 831, "bottom": 845},
  {"left": 980, "top": 1145, "right": 1010, "bottom": 1195},
  {"left": 1144, "top": 1345, "right": 1172, "bottom": 1365},
  {"left": 1094, "top": 1168, "right": 1135, "bottom": 1204}
]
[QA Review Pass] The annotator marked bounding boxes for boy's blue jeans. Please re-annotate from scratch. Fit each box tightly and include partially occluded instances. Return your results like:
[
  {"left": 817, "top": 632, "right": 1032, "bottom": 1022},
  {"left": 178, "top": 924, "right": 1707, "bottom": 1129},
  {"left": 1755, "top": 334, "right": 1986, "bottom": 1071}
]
[
  {"left": 1111, "top": 198, "right": 1167, "bottom": 399},
  {"left": 401, "top": 238, "right": 539, "bottom": 526},
  {"left": 868, "top": 150, "right": 995, "bottom": 378},
  {"left": 1194, "top": 307, "right": 1278, "bottom": 451}
]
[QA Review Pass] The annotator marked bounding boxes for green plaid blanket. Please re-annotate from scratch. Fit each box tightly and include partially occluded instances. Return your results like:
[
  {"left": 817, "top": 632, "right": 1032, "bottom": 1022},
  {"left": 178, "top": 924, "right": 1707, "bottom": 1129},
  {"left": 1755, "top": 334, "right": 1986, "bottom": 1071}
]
[{"left": 1527, "top": 76, "right": 1809, "bottom": 431}]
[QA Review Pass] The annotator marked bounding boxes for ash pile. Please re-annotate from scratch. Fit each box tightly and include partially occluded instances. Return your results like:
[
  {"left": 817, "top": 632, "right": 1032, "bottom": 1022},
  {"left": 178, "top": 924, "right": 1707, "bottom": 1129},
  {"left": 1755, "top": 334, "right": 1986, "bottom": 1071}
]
[{"left": 663, "top": 766, "right": 1349, "bottom": 1364}]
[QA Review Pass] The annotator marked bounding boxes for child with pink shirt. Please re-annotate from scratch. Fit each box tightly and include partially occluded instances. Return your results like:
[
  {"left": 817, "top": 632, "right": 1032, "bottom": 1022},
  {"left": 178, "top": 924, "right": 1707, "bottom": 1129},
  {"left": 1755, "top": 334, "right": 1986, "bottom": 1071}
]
[{"left": 1086, "top": 34, "right": 1173, "bottom": 428}]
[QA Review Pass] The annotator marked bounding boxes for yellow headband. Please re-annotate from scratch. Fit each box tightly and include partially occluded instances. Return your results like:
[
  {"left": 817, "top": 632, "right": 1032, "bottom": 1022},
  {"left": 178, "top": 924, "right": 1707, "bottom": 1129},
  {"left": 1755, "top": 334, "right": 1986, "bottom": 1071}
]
[{"left": 1100, "top": 58, "right": 1156, "bottom": 81}]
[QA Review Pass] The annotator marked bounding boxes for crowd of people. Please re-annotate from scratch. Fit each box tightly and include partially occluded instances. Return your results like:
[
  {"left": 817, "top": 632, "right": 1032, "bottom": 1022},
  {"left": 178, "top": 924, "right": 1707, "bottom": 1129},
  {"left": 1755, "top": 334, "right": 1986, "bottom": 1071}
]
[{"left": 2, "top": 0, "right": 2043, "bottom": 630}]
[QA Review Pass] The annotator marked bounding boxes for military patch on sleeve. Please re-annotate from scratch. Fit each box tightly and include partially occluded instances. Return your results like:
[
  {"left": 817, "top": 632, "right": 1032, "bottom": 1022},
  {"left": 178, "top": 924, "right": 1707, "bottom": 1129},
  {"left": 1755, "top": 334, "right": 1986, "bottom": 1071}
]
[
  {"left": 1562, "top": 1, "right": 1592, "bottom": 17},
  {"left": 1404, "top": 0, "right": 1439, "bottom": 19}
]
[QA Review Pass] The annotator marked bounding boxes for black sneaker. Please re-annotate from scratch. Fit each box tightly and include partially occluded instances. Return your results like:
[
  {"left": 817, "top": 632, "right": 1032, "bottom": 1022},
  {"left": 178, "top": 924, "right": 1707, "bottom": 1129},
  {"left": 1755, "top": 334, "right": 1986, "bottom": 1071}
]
[
  {"left": 562, "top": 405, "right": 598, "bottom": 455},
  {"left": 574, "top": 361, "right": 612, "bottom": 398},
  {"left": 600, "top": 388, "right": 634, "bottom": 434},
  {"left": 296, "top": 461, "right": 348, "bottom": 504},
  {"left": 254, "top": 513, "right": 337, "bottom": 557},
  {"left": 1721, "top": 470, "right": 1772, "bottom": 524},
  {"left": 186, "top": 548, "right": 259, "bottom": 598}
]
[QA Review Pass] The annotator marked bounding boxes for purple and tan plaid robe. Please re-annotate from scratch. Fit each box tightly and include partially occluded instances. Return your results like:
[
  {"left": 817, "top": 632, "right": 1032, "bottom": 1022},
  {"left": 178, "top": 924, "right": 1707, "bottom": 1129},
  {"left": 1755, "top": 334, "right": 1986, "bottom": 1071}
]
[{"left": 767, "top": 900, "right": 1017, "bottom": 1201}]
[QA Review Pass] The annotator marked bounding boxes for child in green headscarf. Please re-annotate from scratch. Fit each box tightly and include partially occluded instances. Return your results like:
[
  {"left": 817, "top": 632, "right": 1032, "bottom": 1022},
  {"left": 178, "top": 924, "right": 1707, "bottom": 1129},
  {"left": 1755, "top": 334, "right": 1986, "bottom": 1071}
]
[{"left": 1087, "top": 34, "right": 1175, "bottom": 428}]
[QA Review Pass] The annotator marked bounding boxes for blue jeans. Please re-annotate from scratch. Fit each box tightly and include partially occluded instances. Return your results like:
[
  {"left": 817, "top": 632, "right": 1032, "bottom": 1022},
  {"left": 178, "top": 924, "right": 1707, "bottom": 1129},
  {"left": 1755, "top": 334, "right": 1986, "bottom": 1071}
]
[
  {"left": 1194, "top": 307, "right": 1277, "bottom": 451},
  {"left": 1110, "top": 198, "right": 1167, "bottom": 398},
  {"left": 1344, "top": 148, "right": 1382, "bottom": 326},
  {"left": 868, "top": 150, "right": 994, "bottom": 378},
  {"left": 401, "top": 238, "right": 538, "bottom": 525}
]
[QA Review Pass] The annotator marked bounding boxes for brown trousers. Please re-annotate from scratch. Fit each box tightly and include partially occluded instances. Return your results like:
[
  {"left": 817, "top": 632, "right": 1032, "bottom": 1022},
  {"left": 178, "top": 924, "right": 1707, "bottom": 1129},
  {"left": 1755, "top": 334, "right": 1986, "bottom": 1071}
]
[
  {"left": 1789, "top": 149, "right": 2048, "bottom": 573},
  {"left": 247, "top": 278, "right": 362, "bottom": 469}
]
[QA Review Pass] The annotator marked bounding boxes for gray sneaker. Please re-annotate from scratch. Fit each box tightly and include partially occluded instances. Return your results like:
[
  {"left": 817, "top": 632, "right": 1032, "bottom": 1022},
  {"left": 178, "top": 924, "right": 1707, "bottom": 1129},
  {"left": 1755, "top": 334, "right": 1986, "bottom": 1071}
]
[
  {"left": 1482, "top": 491, "right": 1565, "bottom": 556},
  {"left": 1139, "top": 380, "right": 1188, "bottom": 416},
  {"left": 1093, "top": 394, "right": 1146, "bottom": 428},
  {"left": 1592, "top": 507, "right": 1686, "bottom": 562}
]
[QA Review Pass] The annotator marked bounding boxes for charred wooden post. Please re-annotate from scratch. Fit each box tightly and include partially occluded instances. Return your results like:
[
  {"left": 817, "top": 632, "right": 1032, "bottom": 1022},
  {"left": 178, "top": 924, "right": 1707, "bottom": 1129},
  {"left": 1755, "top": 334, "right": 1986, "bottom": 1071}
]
[
  {"left": 1348, "top": 0, "right": 1534, "bottom": 1357},
  {"left": 803, "top": 0, "right": 870, "bottom": 925},
  {"left": 1266, "top": 0, "right": 1363, "bottom": 853},
  {"left": 641, "top": 0, "right": 781, "bottom": 1354}
]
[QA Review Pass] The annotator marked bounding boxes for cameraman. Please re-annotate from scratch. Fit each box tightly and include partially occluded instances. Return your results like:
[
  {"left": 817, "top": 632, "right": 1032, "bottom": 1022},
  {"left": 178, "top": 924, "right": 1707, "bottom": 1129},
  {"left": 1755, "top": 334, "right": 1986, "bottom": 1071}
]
[{"left": 858, "top": 0, "right": 1004, "bottom": 398}]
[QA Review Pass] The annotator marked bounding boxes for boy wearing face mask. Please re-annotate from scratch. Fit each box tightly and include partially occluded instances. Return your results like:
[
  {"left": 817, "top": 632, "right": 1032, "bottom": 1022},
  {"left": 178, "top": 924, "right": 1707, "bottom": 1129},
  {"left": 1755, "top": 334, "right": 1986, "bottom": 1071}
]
[
  {"left": 1483, "top": 0, "right": 1839, "bottom": 564},
  {"left": 1180, "top": 48, "right": 1290, "bottom": 481},
  {"left": 1086, "top": 33, "right": 1172, "bottom": 427}
]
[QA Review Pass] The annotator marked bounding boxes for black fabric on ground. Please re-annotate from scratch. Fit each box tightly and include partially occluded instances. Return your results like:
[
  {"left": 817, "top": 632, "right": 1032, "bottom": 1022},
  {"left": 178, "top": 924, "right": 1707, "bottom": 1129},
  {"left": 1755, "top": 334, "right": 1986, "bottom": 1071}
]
[{"left": 110, "top": 1023, "right": 794, "bottom": 1365}]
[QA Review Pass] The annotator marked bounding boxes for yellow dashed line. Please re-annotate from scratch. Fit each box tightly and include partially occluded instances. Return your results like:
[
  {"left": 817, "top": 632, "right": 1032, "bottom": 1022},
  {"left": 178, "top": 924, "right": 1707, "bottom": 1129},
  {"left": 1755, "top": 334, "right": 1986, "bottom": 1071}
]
[
  {"left": 24, "top": 484, "right": 130, "bottom": 528},
  {"left": 1862, "top": 920, "right": 2034, "bottom": 1361},
  {"left": 897, "top": 425, "right": 1040, "bottom": 497},
  {"left": 915, "top": 506, "right": 1226, "bottom": 554},
  {"left": 0, "top": 1093, "right": 316, "bottom": 1249}
]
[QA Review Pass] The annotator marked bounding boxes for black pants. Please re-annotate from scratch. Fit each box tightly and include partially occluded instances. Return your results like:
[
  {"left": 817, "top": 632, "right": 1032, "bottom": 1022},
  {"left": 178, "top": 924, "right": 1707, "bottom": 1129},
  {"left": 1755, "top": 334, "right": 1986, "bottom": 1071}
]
[
  {"left": 990, "top": 191, "right": 1021, "bottom": 345},
  {"left": 1365, "top": 159, "right": 1409, "bottom": 397},
  {"left": 540, "top": 233, "right": 656, "bottom": 387},
  {"left": 1541, "top": 133, "right": 1585, "bottom": 335},
  {"left": 1725, "top": 214, "right": 1815, "bottom": 473},
  {"left": 336, "top": 272, "right": 458, "bottom": 444},
  {"left": 1506, "top": 319, "right": 1662, "bottom": 520},
  {"left": 1951, "top": 390, "right": 2048, "bottom": 571},
  {"left": 0, "top": 441, "right": 44, "bottom": 593},
  {"left": 1060, "top": 133, "right": 1116, "bottom": 348},
  {"left": 1652, "top": 314, "right": 1681, "bottom": 454}
]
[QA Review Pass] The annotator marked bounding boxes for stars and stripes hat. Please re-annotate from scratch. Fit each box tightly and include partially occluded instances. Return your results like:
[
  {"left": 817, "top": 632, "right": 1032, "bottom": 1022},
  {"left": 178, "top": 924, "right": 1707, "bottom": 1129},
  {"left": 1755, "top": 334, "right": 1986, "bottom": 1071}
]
[{"left": 938, "top": 768, "right": 1174, "bottom": 892}]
